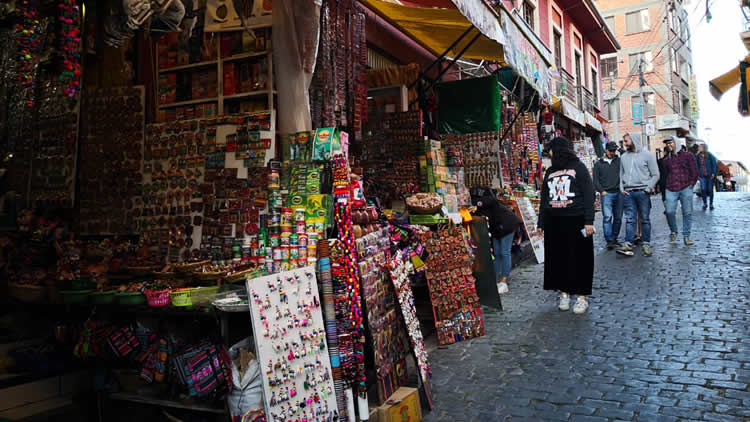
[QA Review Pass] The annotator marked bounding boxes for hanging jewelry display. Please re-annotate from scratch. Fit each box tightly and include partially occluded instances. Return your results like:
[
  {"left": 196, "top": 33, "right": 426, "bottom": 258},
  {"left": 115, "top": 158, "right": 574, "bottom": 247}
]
[
  {"left": 58, "top": 0, "right": 81, "bottom": 98},
  {"left": 14, "top": 0, "right": 43, "bottom": 107}
]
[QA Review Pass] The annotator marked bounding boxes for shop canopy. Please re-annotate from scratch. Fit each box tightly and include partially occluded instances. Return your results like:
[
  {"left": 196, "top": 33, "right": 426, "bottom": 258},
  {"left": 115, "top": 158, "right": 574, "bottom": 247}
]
[{"left": 360, "top": 0, "right": 506, "bottom": 63}]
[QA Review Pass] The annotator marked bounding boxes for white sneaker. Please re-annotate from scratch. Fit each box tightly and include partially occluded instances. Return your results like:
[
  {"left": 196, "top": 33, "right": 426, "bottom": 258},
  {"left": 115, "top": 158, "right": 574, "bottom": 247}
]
[
  {"left": 573, "top": 297, "right": 589, "bottom": 314},
  {"left": 497, "top": 282, "right": 509, "bottom": 295},
  {"left": 558, "top": 293, "right": 570, "bottom": 311}
]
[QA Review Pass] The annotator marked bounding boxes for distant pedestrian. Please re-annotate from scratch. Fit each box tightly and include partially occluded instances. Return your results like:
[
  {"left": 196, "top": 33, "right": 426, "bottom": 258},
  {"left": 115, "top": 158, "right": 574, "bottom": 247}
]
[
  {"left": 662, "top": 137, "right": 699, "bottom": 246},
  {"left": 618, "top": 133, "right": 660, "bottom": 257},
  {"left": 593, "top": 142, "right": 623, "bottom": 249},
  {"left": 473, "top": 187, "right": 521, "bottom": 295},
  {"left": 695, "top": 144, "right": 718, "bottom": 210},
  {"left": 538, "top": 137, "right": 595, "bottom": 314}
]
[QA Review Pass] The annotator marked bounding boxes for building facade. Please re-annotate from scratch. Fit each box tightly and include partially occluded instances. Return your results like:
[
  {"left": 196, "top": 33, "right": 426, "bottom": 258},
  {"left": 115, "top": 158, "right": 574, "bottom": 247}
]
[{"left": 595, "top": 0, "right": 698, "bottom": 152}]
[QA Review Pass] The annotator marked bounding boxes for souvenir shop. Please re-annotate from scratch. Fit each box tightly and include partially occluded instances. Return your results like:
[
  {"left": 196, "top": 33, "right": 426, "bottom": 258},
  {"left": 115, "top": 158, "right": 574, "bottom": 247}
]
[{"left": 0, "top": 1, "right": 552, "bottom": 422}]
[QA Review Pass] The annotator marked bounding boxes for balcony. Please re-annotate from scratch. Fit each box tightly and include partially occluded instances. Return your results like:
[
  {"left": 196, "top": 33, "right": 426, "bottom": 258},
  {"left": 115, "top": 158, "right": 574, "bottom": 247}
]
[
  {"left": 581, "top": 86, "right": 598, "bottom": 114},
  {"left": 552, "top": 69, "right": 579, "bottom": 108}
]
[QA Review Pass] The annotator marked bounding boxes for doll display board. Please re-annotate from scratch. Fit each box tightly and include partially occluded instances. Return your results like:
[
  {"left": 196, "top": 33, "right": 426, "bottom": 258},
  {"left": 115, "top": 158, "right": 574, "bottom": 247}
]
[
  {"left": 246, "top": 267, "right": 339, "bottom": 422},
  {"left": 516, "top": 196, "right": 544, "bottom": 264}
]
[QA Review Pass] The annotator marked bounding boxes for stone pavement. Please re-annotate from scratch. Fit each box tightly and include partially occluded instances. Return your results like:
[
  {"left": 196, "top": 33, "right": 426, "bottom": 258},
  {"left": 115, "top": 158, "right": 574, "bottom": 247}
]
[{"left": 423, "top": 192, "right": 750, "bottom": 422}]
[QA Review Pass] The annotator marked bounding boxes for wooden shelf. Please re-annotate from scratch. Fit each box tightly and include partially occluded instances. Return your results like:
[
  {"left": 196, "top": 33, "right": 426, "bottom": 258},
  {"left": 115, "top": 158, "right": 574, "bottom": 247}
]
[
  {"left": 158, "top": 98, "right": 219, "bottom": 109},
  {"left": 222, "top": 90, "right": 272, "bottom": 101},
  {"left": 108, "top": 392, "right": 227, "bottom": 414},
  {"left": 159, "top": 60, "right": 218, "bottom": 73},
  {"left": 223, "top": 50, "right": 271, "bottom": 63}
]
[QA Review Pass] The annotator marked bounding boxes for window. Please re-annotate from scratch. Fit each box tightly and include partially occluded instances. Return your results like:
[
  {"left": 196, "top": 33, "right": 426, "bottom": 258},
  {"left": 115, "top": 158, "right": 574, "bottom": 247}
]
[
  {"left": 605, "top": 16, "right": 615, "bottom": 32},
  {"left": 552, "top": 8, "right": 562, "bottom": 27},
  {"left": 682, "top": 95, "right": 690, "bottom": 118},
  {"left": 575, "top": 52, "right": 583, "bottom": 85},
  {"left": 591, "top": 69, "right": 599, "bottom": 105},
  {"left": 678, "top": 54, "right": 688, "bottom": 80},
  {"left": 670, "top": 48, "right": 678, "bottom": 74},
  {"left": 629, "top": 51, "right": 653, "bottom": 74},
  {"left": 604, "top": 98, "right": 620, "bottom": 121},
  {"left": 626, "top": 9, "right": 650, "bottom": 34},
  {"left": 632, "top": 93, "right": 655, "bottom": 117},
  {"left": 553, "top": 30, "right": 563, "bottom": 69},
  {"left": 601, "top": 57, "right": 618, "bottom": 78},
  {"left": 673, "top": 90, "right": 681, "bottom": 114},
  {"left": 522, "top": 1, "right": 535, "bottom": 32}
]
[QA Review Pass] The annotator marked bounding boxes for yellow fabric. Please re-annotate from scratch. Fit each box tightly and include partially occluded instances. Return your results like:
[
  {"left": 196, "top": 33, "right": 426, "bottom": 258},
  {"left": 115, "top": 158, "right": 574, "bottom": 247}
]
[{"left": 361, "top": 0, "right": 505, "bottom": 62}]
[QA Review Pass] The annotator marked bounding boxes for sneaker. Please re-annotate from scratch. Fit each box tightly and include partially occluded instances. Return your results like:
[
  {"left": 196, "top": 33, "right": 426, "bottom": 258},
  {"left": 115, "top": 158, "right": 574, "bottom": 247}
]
[
  {"left": 617, "top": 242, "right": 634, "bottom": 256},
  {"left": 703, "top": 204, "right": 708, "bottom": 211},
  {"left": 710, "top": 205, "right": 715, "bottom": 210},
  {"left": 558, "top": 293, "right": 570, "bottom": 311},
  {"left": 634, "top": 236, "right": 643, "bottom": 245},
  {"left": 642, "top": 243, "right": 653, "bottom": 257},
  {"left": 573, "top": 297, "right": 589, "bottom": 314},
  {"left": 669, "top": 232, "right": 679, "bottom": 244},
  {"left": 684, "top": 237, "right": 694, "bottom": 246},
  {"left": 497, "top": 282, "right": 509, "bottom": 295},
  {"left": 606, "top": 240, "right": 616, "bottom": 250}
]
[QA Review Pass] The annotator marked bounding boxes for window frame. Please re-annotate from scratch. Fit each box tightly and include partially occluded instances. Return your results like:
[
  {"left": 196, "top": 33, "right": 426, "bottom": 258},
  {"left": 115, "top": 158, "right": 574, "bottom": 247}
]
[
  {"left": 631, "top": 93, "right": 656, "bottom": 118},
  {"left": 521, "top": 0, "right": 537, "bottom": 33},
  {"left": 601, "top": 56, "right": 618, "bottom": 78},
  {"left": 629, "top": 51, "right": 653, "bottom": 74},
  {"left": 605, "top": 16, "right": 615, "bottom": 32},
  {"left": 625, "top": 9, "right": 650, "bottom": 34},
  {"left": 570, "top": 25, "right": 585, "bottom": 85},
  {"left": 549, "top": 0, "right": 566, "bottom": 71},
  {"left": 605, "top": 98, "right": 620, "bottom": 121}
]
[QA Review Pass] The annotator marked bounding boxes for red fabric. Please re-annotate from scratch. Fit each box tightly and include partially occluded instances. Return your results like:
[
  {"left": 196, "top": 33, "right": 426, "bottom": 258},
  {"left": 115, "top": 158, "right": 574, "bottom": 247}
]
[{"left": 664, "top": 151, "right": 698, "bottom": 192}]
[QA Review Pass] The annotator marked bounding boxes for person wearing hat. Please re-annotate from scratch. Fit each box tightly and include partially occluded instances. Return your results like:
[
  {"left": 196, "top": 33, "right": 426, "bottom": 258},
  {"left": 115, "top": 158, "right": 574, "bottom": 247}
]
[
  {"left": 593, "top": 141, "right": 624, "bottom": 249},
  {"left": 663, "top": 136, "right": 699, "bottom": 245},
  {"left": 538, "top": 136, "right": 595, "bottom": 314}
]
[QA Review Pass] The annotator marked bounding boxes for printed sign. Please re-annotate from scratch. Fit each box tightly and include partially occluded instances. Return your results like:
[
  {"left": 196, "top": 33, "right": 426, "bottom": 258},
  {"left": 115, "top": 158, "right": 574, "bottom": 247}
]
[{"left": 516, "top": 197, "right": 544, "bottom": 264}]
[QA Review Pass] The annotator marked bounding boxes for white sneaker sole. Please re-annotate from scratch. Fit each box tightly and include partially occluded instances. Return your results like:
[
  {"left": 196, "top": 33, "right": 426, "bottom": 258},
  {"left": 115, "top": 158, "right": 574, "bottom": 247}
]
[{"left": 497, "top": 283, "right": 509, "bottom": 295}]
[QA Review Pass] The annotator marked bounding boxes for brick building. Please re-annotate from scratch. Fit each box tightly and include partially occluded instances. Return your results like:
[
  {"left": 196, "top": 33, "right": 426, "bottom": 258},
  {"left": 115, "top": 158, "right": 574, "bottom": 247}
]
[{"left": 595, "top": 0, "right": 698, "bottom": 153}]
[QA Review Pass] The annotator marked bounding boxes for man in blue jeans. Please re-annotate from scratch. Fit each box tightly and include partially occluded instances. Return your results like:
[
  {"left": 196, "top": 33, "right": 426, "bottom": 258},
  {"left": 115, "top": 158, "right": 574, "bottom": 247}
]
[
  {"left": 695, "top": 143, "right": 718, "bottom": 210},
  {"left": 593, "top": 142, "right": 623, "bottom": 249},
  {"left": 662, "top": 137, "right": 698, "bottom": 245},
  {"left": 618, "top": 133, "right": 660, "bottom": 257}
]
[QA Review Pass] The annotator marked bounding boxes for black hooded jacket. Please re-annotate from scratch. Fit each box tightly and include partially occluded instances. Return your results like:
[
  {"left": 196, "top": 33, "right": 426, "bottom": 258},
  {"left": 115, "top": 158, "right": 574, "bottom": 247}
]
[{"left": 474, "top": 194, "right": 521, "bottom": 239}]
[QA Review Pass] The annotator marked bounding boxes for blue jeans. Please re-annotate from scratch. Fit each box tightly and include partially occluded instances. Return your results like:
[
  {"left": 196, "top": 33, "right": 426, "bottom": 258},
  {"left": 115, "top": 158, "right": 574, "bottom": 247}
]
[
  {"left": 493, "top": 232, "right": 514, "bottom": 278},
  {"left": 665, "top": 187, "right": 693, "bottom": 238},
  {"left": 700, "top": 177, "right": 714, "bottom": 206},
  {"left": 623, "top": 190, "right": 652, "bottom": 243},
  {"left": 600, "top": 192, "right": 623, "bottom": 242}
]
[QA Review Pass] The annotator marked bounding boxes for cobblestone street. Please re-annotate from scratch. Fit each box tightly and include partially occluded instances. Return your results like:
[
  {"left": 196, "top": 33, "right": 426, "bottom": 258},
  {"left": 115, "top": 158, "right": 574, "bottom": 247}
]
[{"left": 423, "top": 192, "right": 750, "bottom": 422}]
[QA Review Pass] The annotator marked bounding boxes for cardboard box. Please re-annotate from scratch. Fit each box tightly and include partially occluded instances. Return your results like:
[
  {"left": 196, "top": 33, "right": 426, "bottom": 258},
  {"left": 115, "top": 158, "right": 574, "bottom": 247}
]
[{"left": 377, "top": 387, "right": 421, "bottom": 422}]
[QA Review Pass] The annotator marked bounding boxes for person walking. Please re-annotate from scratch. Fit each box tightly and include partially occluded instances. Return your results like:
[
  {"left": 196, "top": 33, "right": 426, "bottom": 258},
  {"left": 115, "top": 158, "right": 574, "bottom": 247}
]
[
  {"left": 473, "top": 187, "right": 521, "bottom": 295},
  {"left": 662, "top": 137, "right": 699, "bottom": 245},
  {"left": 618, "top": 133, "right": 660, "bottom": 257},
  {"left": 538, "top": 137, "right": 595, "bottom": 314},
  {"left": 593, "top": 142, "right": 623, "bottom": 249},
  {"left": 695, "top": 143, "right": 718, "bottom": 210}
]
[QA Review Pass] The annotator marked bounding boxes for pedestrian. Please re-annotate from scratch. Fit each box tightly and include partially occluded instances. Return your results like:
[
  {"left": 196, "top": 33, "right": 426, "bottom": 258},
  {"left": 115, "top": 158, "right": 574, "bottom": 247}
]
[
  {"left": 593, "top": 141, "right": 623, "bottom": 249},
  {"left": 472, "top": 187, "right": 521, "bottom": 295},
  {"left": 618, "top": 133, "right": 660, "bottom": 257},
  {"left": 695, "top": 143, "right": 718, "bottom": 210},
  {"left": 662, "top": 137, "right": 699, "bottom": 245},
  {"left": 538, "top": 137, "right": 595, "bottom": 314}
]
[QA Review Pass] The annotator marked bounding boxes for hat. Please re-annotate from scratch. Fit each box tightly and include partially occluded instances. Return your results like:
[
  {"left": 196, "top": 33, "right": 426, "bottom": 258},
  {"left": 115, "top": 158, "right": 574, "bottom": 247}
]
[
  {"left": 663, "top": 136, "right": 676, "bottom": 144},
  {"left": 605, "top": 141, "right": 618, "bottom": 151}
]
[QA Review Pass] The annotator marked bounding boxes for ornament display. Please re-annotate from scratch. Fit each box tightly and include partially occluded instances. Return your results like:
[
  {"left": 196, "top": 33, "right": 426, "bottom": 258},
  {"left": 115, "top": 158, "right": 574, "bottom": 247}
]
[{"left": 58, "top": 0, "right": 81, "bottom": 97}]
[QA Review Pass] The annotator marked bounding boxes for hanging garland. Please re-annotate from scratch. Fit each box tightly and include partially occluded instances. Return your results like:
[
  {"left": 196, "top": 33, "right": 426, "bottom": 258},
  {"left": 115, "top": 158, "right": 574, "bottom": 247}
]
[
  {"left": 58, "top": 0, "right": 81, "bottom": 98},
  {"left": 15, "top": 0, "right": 42, "bottom": 107}
]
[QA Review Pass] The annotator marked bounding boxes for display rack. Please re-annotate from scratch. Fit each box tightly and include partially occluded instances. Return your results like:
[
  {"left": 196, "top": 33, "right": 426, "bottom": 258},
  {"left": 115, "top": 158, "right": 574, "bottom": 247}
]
[{"left": 156, "top": 25, "right": 275, "bottom": 117}]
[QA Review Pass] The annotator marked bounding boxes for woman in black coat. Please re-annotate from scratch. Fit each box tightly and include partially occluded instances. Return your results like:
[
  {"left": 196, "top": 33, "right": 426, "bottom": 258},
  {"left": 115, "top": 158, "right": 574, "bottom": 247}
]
[
  {"left": 473, "top": 187, "right": 521, "bottom": 294},
  {"left": 538, "top": 137, "right": 595, "bottom": 314}
]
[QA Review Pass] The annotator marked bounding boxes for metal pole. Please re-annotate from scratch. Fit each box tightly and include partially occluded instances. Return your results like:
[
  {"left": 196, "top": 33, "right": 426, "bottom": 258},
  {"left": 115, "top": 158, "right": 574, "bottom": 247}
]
[
  {"left": 639, "top": 59, "right": 648, "bottom": 150},
  {"left": 610, "top": 72, "right": 619, "bottom": 146}
]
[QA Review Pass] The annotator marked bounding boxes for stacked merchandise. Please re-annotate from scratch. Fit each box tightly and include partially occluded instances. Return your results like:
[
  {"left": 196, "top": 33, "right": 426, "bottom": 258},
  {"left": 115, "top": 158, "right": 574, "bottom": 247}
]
[
  {"left": 418, "top": 139, "right": 469, "bottom": 213},
  {"left": 419, "top": 227, "right": 485, "bottom": 346},
  {"left": 79, "top": 87, "right": 145, "bottom": 234},
  {"left": 311, "top": 0, "right": 367, "bottom": 134},
  {"left": 355, "top": 111, "right": 423, "bottom": 203},
  {"left": 245, "top": 268, "right": 339, "bottom": 422},
  {"left": 329, "top": 154, "right": 366, "bottom": 422},
  {"left": 441, "top": 132, "right": 501, "bottom": 189},
  {"left": 357, "top": 228, "right": 409, "bottom": 403}
]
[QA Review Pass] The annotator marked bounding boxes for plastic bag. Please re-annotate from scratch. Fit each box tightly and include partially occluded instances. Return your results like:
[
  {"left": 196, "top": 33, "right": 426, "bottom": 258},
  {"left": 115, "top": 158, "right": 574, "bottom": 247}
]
[{"left": 226, "top": 337, "right": 263, "bottom": 419}]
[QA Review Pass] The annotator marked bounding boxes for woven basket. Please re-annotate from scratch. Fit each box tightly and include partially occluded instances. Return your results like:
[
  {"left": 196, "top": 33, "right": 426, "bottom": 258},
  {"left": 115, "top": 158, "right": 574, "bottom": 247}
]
[
  {"left": 174, "top": 260, "right": 210, "bottom": 273},
  {"left": 169, "top": 288, "right": 195, "bottom": 307},
  {"left": 8, "top": 283, "right": 47, "bottom": 303},
  {"left": 144, "top": 289, "right": 172, "bottom": 307},
  {"left": 222, "top": 267, "right": 257, "bottom": 283},
  {"left": 406, "top": 193, "right": 443, "bottom": 214},
  {"left": 192, "top": 270, "right": 226, "bottom": 281}
]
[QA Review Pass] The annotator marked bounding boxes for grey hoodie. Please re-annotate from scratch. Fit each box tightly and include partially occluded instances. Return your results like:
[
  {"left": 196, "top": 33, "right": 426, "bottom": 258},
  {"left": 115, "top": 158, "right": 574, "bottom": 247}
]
[{"left": 620, "top": 132, "right": 660, "bottom": 192}]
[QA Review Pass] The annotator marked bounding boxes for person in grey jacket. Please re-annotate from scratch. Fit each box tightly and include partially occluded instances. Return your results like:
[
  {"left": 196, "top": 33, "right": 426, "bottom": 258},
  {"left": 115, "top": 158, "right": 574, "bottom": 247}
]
[{"left": 618, "top": 132, "right": 660, "bottom": 257}]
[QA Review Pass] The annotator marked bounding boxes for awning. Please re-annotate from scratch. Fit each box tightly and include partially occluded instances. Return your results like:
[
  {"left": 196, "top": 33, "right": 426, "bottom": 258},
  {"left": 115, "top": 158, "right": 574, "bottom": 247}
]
[
  {"left": 360, "top": 0, "right": 506, "bottom": 62},
  {"left": 553, "top": 98, "right": 586, "bottom": 127},
  {"left": 585, "top": 112, "right": 602, "bottom": 132}
]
